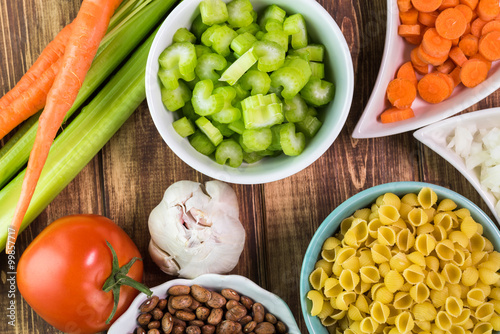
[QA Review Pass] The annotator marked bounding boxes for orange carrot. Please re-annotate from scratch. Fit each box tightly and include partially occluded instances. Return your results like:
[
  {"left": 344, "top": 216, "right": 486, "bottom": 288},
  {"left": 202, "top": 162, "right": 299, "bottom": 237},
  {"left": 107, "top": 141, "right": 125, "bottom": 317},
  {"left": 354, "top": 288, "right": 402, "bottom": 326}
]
[
  {"left": 471, "top": 17, "right": 488, "bottom": 37},
  {"left": 397, "top": 61, "right": 418, "bottom": 87},
  {"left": 456, "top": 4, "right": 474, "bottom": 22},
  {"left": 417, "top": 44, "right": 448, "bottom": 65},
  {"left": 449, "top": 46, "right": 469, "bottom": 65},
  {"left": 6, "top": 0, "right": 124, "bottom": 254},
  {"left": 449, "top": 66, "right": 462, "bottom": 86},
  {"left": 481, "top": 20, "right": 500, "bottom": 34},
  {"left": 422, "top": 28, "right": 452, "bottom": 58},
  {"left": 460, "top": 58, "right": 490, "bottom": 86},
  {"left": 437, "top": 59, "right": 456, "bottom": 73},
  {"left": 477, "top": 0, "right": 500, "bottom": 21},
  {"left": 414, "top": 63, "right": 430, "bottom": 74},
  {"left": 386, "top": 78, "right": 417, "bottom": 108},
  {"left": 459, "top": 33, "right": 479, "bottom": 56},
  {"left": 398, "top": 24, "right": 421, "bottom": 37},
  {"left": 439, "top": 0, "right": 460, "bottom": 10},
  {"left": 418, "top": 72, "right": 451, "bottom": 103},
  {"left": 405, "top": 35, "right": 424, "bottom": 44},
  {"left": 471, "top": 52, "right": 492, "bottom": 69},
  {"left": 436, "top": 72, "right": 456, "bottom": 97},
  {"left": 419, "top": 11, "right": 440, "bottom": 26},
  {"left": 435, "top": 8, "right": 468, "bottom": 39},
  {"left": 411, "top": 46, "right": 428, "bottom": 66},
  {"left": 460, "top": 0, "right": 479, "bottom": 10},
  {"left": 479, "top": 30, "right": 500, "bottom": 60},
  {"left": 464, "top": 22, "right": 472, "bottom": 36},
  {"left": 400, "top": 8, "right": 420, "bottom": 24},
  {"left": 412, "top": 0, "right": 443, "bottom": 13},
  {"left": 398, "top": 0, "right": 413, "bottom": 12},
  {"left": 0, "top": 24, "right": 72, "bottom": 110},
  {"left": 380, "top": 107, "right": 415, "bottom": 123}
]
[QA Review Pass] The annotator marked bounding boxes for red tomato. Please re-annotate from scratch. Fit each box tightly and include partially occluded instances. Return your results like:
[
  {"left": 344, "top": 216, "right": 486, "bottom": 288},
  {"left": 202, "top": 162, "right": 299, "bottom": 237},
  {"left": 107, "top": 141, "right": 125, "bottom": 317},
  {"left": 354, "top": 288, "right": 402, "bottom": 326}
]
[{"left": 17, "top": 214, "right": 144, "bottom": 334}]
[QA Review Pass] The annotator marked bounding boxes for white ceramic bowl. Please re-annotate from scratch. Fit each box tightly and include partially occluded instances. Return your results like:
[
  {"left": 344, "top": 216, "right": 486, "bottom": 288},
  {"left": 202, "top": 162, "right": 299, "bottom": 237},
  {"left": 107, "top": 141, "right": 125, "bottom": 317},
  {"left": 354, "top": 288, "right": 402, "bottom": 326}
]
[
  {"left": 352, "top": 0, "right": 500, "bottom": 138},
  {"left": 145, "top": 0, "right": 354, "bottom": 184},
  {"left": 414, "top": 108, "right": 500, "bottom": 224},
  {"left": 108, "top": 274, "right": 301, "bottom": 333}
]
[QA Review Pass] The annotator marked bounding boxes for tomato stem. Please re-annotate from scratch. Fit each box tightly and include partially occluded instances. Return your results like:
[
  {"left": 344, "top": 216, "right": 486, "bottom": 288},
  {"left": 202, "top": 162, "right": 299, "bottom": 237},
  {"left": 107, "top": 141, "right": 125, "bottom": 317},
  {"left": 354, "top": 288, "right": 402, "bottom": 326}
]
[{"left": 102, "top": 241, "right": 153, "bottom": 324}]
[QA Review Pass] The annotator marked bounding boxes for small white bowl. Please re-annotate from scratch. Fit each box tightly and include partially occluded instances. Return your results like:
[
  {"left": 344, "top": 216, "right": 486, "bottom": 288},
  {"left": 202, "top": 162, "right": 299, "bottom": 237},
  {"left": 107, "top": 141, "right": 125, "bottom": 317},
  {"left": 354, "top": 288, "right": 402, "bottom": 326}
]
[
  {"left": 108, "top": 274, "right": 301, "bottom": 333},
  {"left": 145, "top": 0, "right": 354, "bottom": 184},
  {"left": 353, "top": 0, "right": 500, "bottom": 138},
  {"left": 414, "top": 108, "right": 500, "bottom": 224}
]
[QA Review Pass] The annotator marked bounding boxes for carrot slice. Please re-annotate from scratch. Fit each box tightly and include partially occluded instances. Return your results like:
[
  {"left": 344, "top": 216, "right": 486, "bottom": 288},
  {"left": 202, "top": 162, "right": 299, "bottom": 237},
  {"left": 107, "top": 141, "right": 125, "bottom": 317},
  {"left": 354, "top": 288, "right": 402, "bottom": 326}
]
[
  {"left": 398, "top": 0, "right": 413, "bottom": 12},
  {"left": 456, "top": 4, "right": 474, "bottom": 22},
  {"left": 411, "top": 0, "right": 443, "bottom": 13},
  {"left": 471, "top": 52, "right": 492, "bottom": 69},
  {"left": 419, "top": 11, "right": 439, "bottom": 26},
  {"left": 422, "top": 28, "right": 453, "bottom": 58},
  {"left": 417, "top": 44, "right": 449, "bottom": 65},
  {"left": 411, "top": 46, "right": 428, "bottom": 66},
  {"left": 471, "top": 17, "right": 488, "bottom": 37},
  {"left": 418, "top": 72, "right": 451, "bottom": 103},
  {"left": 477, "top": 0, "right": 500, "bottom": 21},
  {"left": 449, "top": 66, "right": 462, "bottom": 86},
  {"left": 449, "top": 46, "right": 469, "bottom": 66},
  {"left": 478, "top": 30, "right": 500, "bottom": 60},
  {"left": 436, "top": 72, "right": 456, "bottom": 97},
  {"left": 6, "top": 0, "right": 124, "bottom": 254},
  {"left": 405, "top": 35, "right": 424, "bottom": 44},
  {"left": 397, "top": 61, "right": 418, "bottom": 87},
  {"left": 464, "top": 22, "right": 472, "bottom": 36},
  {"left": 459, "top": 34, "right": 479, "bottom": 56},
  {"left": 386, "top": 78, "right": 417, "bottom": 108},
  {"left": 460, "top": 58, "right": 490, "bottom": 86},
  {"left": 439, "top": 0, "right": 460, "bottom": 10},
  {"left": 481, "top": 20, "right": 500, "bottom": 34},
  {"left": 437, "top": 59, "right": 456, "bottom": 73},
  {"left": 414, "top": 63, "right": 430, "bottom": 74},
  {"left": 399, "top": 24, "right": 421, "bottom": 37},
  {"left": 460, "top": 0, "right": 479, "bottom": 10},
  {"left": 435, "top": 8, "right": 468, "bottom": 39},
  {"left": 380, "top": 107, "right": 415, "bottom": 123},
  {"left": 400, "top": 8, "right": 419, "bottom": 24}
]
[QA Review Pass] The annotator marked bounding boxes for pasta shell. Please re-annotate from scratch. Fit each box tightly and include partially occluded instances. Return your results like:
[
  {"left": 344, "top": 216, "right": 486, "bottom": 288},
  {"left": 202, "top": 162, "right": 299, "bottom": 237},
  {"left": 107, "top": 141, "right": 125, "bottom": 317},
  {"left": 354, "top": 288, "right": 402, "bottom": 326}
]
[
  {"left": 341, "top": 217, "right": 355, "bottom": 235},
  {"left": 475, "top": 302, "right": 494, "bottom": 322},
  {"left": 399, "top": 202, "right": 413, "bottom": 221},
  {"left": 484, "top": 237, "right": 494, "bottom": 252},
  {"left": 437, "top": 198, "right": 458, "bottom": 212},
  {"left": 435, "top": 311, "right": 452, "bottom": 331},
  {"left": 382, "top": 193, "right": 401, "bottom": 210},
  {"left": 384, "top": 270, "right": 405, "bottom": 293},
  {"left": 335, "top": 291, "right": 356, "bottom": 311},
  {"left": 395, "top": 311, "right": 414, "bottom": 333},
  {"left": 425, "top": 255, "right": 440, "bottom": 272},
  {"left": 360, "top": 317, "right": 378, "bottom": 334},
  {"left": 323, "top": 236, "right": 341, "bottom": 250},
  {"left": 396, "top": 228, "right": 415, "bottom": 252},
  {"left": 426, "top": 270, "right": 446, "bottom": 291},
  {"left": 467, "top": 288, "right": 486, "bottom": 308},
  {"left": 409, "top": 282, "right": 430, "bottom": 304},
  {"left": 321, "top": 248, "right": 338, "bottom": 262},
  {"left": 393, "top": 291, "right": 413, "bottom": 310},
  {"left": 490, "top": 315, "right": 500, "bottom": 331},
  {"left": 374, "top": 286, "right": 394, "bottom": 304},
  {"left": 370, "top": 301, "right": 391, "bottom": 324},
  {"left": 309, "top": 267, "right": 329, "bottom": 290},
  {"left": 490, "top": 287, "right": 500, "bottom": 300},
  {"left": 317, "top": 301, "right": 335, "bottom": 319},
  {"left": 336, "top": 247, "right": 356, "bottom": 265},
  {"left": 389, "top": 252, "right": 411, "bottom": 272},
  {"left": 422, "top": 207, "right": 436, "bottom": 222},
  {"left": 344, "top": 218, "right": 369, "bottom": 248},
  {"left": 342, "top": 255, "right": 360, "bottom": 273},
  {"left": 417, "top": 187, "right": 438, "bottom": 209},
  {"left": 454, "top": 207, "right": 471, "bottom": 219},
  {"left": 354, "top": 208, "right": 371, "bottom": 221},
  {"left": 412, "top": 302, "right": 437, "bottom": 321},
  {"left": 315, "top": 259, "right": 333, "bottom": 276},
  {"left": 449, "top": 231, "right": 469, "bottom": 248},
  {"left": 407, "top": 207, "right": 428, "bottom": 227},
  {"left": 339, "top": 269, "right": 360, "bottom": 292},
  {"left": 478, "top": 268, "right": 500, "bottom": 285},
  {"left": 320, "top": 316, "right": 336, "bottom": 327},
  {"left": 415, "top": 234, "right": 437, "bottom": 256},
  {"left": 469, "top": 233, "right": 486, "bottom": 252},
  {"left": 462, "top": 267, "right": 480, "bottom": 287},
  {"left": 414, "top": 320, "right": 431, "bottom": 332},
  {"left": 416, "top": 223, "right": 434, "bottom": 235},
  {"left": 358, "top": 249, "right": 375, "bottom": 267},
  {"left": 430, "top": 286, "right": 449, "bottom": 308},
  {"left": 435, "top": 239, "right": 456, "bottom": 261},
  {"left": 378, "top": 262, "right": 391, "bottom": 278},
  {"left": 377, "top": 226, "right": 396, "bottom": 246},
  {"left": 355, "top": 294, "right": 370, "bottom": 314},
  {"left": 445, "top": 296, "right": 463, "bottom": 317},
  {"left": 403, "top": 264, "right": 425, "bottom": 284},
  {"left": 401, "top": 193, "right": 419, "bottom": 206},
  {"left": 475, "top": 281, "right": 492, "bottom": 297},
  {"left": 434, "top": 212, "right": 454, "bottom": 231},
  {"left": 432, "top": 225, "right": 448, "bottom": 242},
  {"left": 407, "top": 251, "right": 426, "bottom": 267},
  {"left": 371, "top": 244, "right": 392, "bottom": 264},
  {"left": 324, "top": 277, "right": 343, "bottom": 298},
  {"left": 453, "top": 308, "right": 471, "bottom": 326},
  {"left": 471, "top": 251, "right": 487, "bottom": 266},
  {"left": 446, "top": 283, "right": 462, "bottom": 299},
  {"left": 378, "top": 205, "right": 400, "bottom": 226},
  {"left": 307, "top": 290, "right": 324, "bottom": 316},
  {"left": 368, "top": 218, "right": 382, "bottom": 238},
  {"left": 360, "top": 266, "right": 381, "bottom": 284},
  {"left": 452, "top": 248, "right": 466, "bottom": 267},
  {"left": 347, "top": 305, "right": 364, "bottom": 322},
  {"left": 472, "top": 322, "right": 493, "bottom": 334},
  {"left": 461, "top": 216, "right": 478, "bottom": 238},
  {"left": 330, "top": 308, "right": 346, "bottom": 320}
]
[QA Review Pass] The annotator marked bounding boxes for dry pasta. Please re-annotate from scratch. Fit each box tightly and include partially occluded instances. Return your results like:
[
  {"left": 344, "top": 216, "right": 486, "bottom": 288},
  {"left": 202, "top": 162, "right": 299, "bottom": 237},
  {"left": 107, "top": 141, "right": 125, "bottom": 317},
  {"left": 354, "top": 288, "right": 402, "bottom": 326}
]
[{"left": 308, "top": 187, "right": 500, "bottom": 334}]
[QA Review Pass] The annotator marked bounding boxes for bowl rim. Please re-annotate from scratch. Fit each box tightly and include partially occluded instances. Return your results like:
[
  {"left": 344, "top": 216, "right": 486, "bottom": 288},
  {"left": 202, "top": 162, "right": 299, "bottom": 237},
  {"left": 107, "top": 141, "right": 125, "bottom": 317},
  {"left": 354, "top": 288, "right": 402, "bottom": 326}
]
[
  {"left": 145, "top": 0, "right": 354, "bottom": 184},
  {"left": 299, "top": 181, "right": 500, "bottom": 333}
]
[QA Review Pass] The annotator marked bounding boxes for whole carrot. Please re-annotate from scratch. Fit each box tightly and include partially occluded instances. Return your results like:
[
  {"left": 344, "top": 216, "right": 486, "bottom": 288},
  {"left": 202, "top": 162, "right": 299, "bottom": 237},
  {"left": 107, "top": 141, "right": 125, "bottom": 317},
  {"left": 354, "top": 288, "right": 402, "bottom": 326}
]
[{"left": 6, "top": 0, "right": 123, "bottom": 254}]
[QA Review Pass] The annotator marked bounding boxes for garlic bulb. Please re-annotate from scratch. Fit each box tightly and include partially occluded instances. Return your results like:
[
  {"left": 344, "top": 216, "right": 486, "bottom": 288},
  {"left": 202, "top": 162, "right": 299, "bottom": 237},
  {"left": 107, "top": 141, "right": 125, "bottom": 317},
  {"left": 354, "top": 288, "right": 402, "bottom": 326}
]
[{"left": 148, "top": 180, "right": 245, "bottom": 278}]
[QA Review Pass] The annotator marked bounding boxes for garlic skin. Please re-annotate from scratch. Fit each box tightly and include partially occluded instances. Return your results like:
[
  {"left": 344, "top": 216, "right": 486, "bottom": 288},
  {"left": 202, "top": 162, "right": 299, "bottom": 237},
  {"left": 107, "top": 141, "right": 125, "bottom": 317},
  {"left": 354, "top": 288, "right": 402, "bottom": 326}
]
[{"left": 148, "top": 180, "right": 245, "bottom": 278}]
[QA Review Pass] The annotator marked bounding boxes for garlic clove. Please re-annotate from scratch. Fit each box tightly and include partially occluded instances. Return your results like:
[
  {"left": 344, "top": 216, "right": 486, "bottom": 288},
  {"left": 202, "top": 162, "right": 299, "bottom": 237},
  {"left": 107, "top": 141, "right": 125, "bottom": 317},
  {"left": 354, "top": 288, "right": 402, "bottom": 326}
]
[{"left": 148, "top": 239, "right": 180, "bottom": 276}]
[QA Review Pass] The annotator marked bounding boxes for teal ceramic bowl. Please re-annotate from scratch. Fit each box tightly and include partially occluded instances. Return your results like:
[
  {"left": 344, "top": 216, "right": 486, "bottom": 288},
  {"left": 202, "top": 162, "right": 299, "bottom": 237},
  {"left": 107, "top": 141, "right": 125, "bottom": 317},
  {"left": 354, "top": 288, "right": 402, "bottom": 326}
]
[
  {"left": 300, "top": 181, "right": 500, "bottom": 333},
  {"left": 146, "top": 0, "right": 354, "bottom": 184}
]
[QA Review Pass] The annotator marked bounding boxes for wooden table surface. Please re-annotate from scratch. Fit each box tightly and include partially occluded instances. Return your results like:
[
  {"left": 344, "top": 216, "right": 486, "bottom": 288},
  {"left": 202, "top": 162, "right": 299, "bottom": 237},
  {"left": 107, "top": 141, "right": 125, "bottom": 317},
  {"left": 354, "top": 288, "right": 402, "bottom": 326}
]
[{"left": 0, "top": 0, "right": 497, "bottom": 333}]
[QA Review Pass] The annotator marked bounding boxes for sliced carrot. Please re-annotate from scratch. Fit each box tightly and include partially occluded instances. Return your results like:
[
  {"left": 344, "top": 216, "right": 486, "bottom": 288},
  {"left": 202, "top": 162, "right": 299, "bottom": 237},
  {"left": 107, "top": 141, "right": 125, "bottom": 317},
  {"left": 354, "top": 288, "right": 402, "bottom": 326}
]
[
  {"left": 477, "top": 0, "right": 500, "bottom": 21},
  {"left": 435, "top": 8, "right": 468, "bottom": 39},
  {"left": 456, "top": 4, "right": 475, "bottom": 22},
  {"left": 418, "top": 72, "right": 451, "bottom": 103},
  {"left": 411, "top": 46, "right": 428, "bottom": 66},
  {"left": 397, "top": 61, "right": 418, "bottom": 87},
  {"left": 398, "top": 0, "right": 413, "bottom": 12},
  {"left": 439, "top": 0, "right": 460, "bottom": 10},
  {"left": 464, "top": 23, "right": 472, "bottom": 36},
  {"left": 437, "top": 59, "right": 456, "bottom": 73},
  {"left": 449, "top": 46, "right": 469, "bottom": 65},
  {"left": 452, "top": 37, "right": 460, "bottom": 45},
  {"left": 459, "top": 33, "right": 479, "bottom": 56},
  {"left": 481, "top": 20, "right": 500, "bottom": 34},
  {"left": 417, "top": 44, "right": 449, "bottom": 65},
  {"left": 449, "top": 66, "right": 462, "bottom": 86},
  {"left": 478, "top": 30, "right": 500, "bottom": 60},
  {"left": 471, "top": 17, "right": 489, "bottom": 37},
  {"left": 400, "top": 8, "right": 420, "bottom": 24},
  {"left": 460, "top": 58, "right": 490, "bottom": 86},
  {"left": 380, "top": 107, "right": 415, "bottom": 123},
  {"left": 422, "top": 27, "right": 453, "bottom": 57},
  {"left": 414, "top": 63, "right": 430, "bottom": 74},
  {"left": 411, "top": 0, "right": 443, "bottom": 13},
  {"left": 386, "top": 78, "right": 417, "bottom": 108},
  {"left": 436, "top": 72, "right": 456, "bottom": 97},
  {"left": 398, "top": 24, "right": 421, "bottom": 37},
  {"left": 419, "top": 11, "right": 440, "bottom": 26},
  {"left": 460, "top": 0, "right": 479, "bottom": 10},
  {"left": 405, "top": 35, "right": 424, "bottom": 44},
  {"left": 471, "top": 52, "right": 492, "bottom": 69}
]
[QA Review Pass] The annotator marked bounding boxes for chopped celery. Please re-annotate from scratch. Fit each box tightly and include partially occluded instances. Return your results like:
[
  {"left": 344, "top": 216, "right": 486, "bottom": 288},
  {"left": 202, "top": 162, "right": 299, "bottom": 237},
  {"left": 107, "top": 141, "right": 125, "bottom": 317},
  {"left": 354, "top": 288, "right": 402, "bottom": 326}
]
[
  {"left": 253, "top": 40, "right": 286, "bottom": 72},
  {"left": 192, "top": 79, "right": 224, "bottom": 116},
  {"left": 308, "top": 106, "right": 318, "bottom": 116},
  {"left": 189, "top": 130, "right": 216, "bottom": 155},
  {"left": 158, "top": 42, "right": 197, "bottom": 90},
  {"left": 227, "top": 0, "right": 254, "bottom": 28},
  {"left": 200, "top": 0, "right": 228, "bottom": 25},
  {"left": 241, "top": 93, "right": 284, "bottom": 129},
  {"left": 310, "top": 62, "right": 325, "bottom": 79},
  {"left": 228, "top": 119, "right": 246, "bottom": 134},
  {"left": 212, "top": 120, "right": 235, "bottom": 137},
  {"left": 243, "top": 151, "right": 263, "bottom": 163},
  {"left": 259, "top": 5, "right": 286, "bottom": 32},
  {"left": 231, "top": 32, "right": 257, "bottom": 57},
  {"left": 161, "top": 80, "right": 192, "bottom": 111},
  {"left": 201, "top": 25, "right": 221, "bottom": 47},
  {"left": 284, "top": 94, "right": 308, "bottom": 123},
  {"left": 195, "top": 53, "right": 227, "bottom": 81},
  {"left": 173, "top": 28, "right": 197, "bottom": 44},
  {"left": 195, "top": 44, "right": 213, "bottom": 58},
  {"left": 210, "top": 25, "right": 238, "bottom": 57},
  {"left": 240, "top": 70, "right": 271, "bottom": 95},
  {"left": 270, "top": 57, "right": 311, "bottom": 100},
  {"left": 290, "top": 44, "right": 325, "bottom": 62},
  {"left": 268, "top": 124, "right": 284, "bottom": 151},
  {"left": 300, "top": 77, "right": 335, "bottom": 107},
  {"left": 182, "top": 101, "right": 200, "bottom": 121},
  {"left": 192, "top": 14, "right": 210, "bottom": 40},
  {"left": 283, "top": 14, "right": 308, "bottom": 49},
  {"left": 173, "top": 117, "right": 196, "bottom": 137},
  {"left": 219, "top": 48, "right": 258, "bottom": 85},
  {"left": 233, "top": 83, "right": 250, "bottom": 100},
  {"left": 242, "top": 128, "right": 272, "bottom": 151},
  {"left": 262, "top": 30, "right": 289, "bottom": 52},
  {"left": 215, "top": 139, "right": 243, "bottom": 167},
  {"left": 255, "top": 31, "right": 265, "bottom": 40},
  {"left": 296, "top": 114, "right": 322, "bottom": 137},
  {"left": 280, "top": 123, "right": 305, "bottom": 156},
  {"left": 236, "top": 22, "right": 261, "bottom": 35},
  {"left": 195, "top": 116, "right": 223, "bottom": 146},
  {"left": 211, "top": 86, "right": 241, "bottom": 123}
]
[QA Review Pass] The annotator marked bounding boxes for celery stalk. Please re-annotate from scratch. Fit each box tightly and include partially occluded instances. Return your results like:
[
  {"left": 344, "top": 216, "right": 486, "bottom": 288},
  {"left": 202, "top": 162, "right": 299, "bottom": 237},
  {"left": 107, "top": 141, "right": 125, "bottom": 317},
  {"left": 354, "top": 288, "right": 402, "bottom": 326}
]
[
  {"left": 0, "top": 27, "right": 159, "bottom": 251},
  {"left": 0, "top": 0, "right": 177, "bottom": 188}
]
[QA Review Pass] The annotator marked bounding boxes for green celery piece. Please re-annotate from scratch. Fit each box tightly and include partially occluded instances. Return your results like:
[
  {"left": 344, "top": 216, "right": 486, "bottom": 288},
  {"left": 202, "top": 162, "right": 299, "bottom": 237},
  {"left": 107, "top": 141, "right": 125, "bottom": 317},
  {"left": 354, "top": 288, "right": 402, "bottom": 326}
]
[
  {"left": 241, "top": 93, "right": 284, "bottom": 129},
  {"left": 200, "top": 0, "right": 229, "bottom": 25},
  {"left": 228, "top": 119, "right": 245, "bottom": 134},
  {"left": 182, "top": 101, "right": 200, "bottom": 121},
  {"left": 161, "top": 80, "right": 192, "bottom": 111},
  {"left": 227, "top": 0, "right": 254, "bottom": 28},
  {"left": 283, "top": 13, "right": 308, "bottom": 49},
  {"left": 158, "top": 42, "right": 197, "bottom": 90},
  {"left": 0, "top": 26, "right": 161, "bottom": 250},
  {"left": 211, "top": 86, "right": 241, "bottom": 123},
  {"left": 290, "top": 44, "right": 325, "bottom": 62},
  {"left": 192, "top": 79, "right": 225, "bottom": 116},
  {"left": 308, "top": 106, "right": 318, "bottom": 116},
  {"left": 215, "top": 139, "right": 243, "bottom": 167},
  {"left": 233, "top": 83, "right": 250, "bottom": 100},
  {"left": 240, "top": 70, "right": 271, "bottom": 95},
  {"left": 0, "top": 0, "right": 177, "bottom": 190},
  {"left": 219, "top": 48, "right": 258, "bottom": 86},
  {"left": 189, "top": 130, "right": 216, "bottom": 155},
  {"left": 210, "top": 25, "right": 238, "bottom": 57},
  {"left": 284, "top": 94, "right": 308, "bottom": 123},
  {"left": 195, "top": 44, "right": 213, "bottom": 58},
  {"left": 201, "top": 24, "right": 221, "bottom": 47},
  {"left": 270, "top": 57, "right": 312, "bottom": 100},
  {"left": 262, "top": 30, "right": 288, "bottom": 52},
  {"left": 195, "top": 53, "right": 227, "bottom": 81},
  {"left": 243, "top": 151, "right": 263, "bottom": 164},
  {"left": 173, "top": 28, "right": 197, "bottom": 44},
  {"left": 242, "top": 128, "right": 272, "bottom": 151},
  {"left": 296, "top": 114, "right": 322, "bottom": 138},
  {"left": 280, "top": 123, "right": 305, "bottom": 156},
  {"left": 300, "top": 77, "right": 335, "bottom": 107},
  {"left": 231, "top": 32, "right": 257, "bottom": 57},
  {"left": 212, "top": 120, "right": 235, "bottom": 137},
  {"left": 310, "top": 62, "right": 325, "bottom": 79},
  {"left": 191, "top": 14, "right": 210, "bottom": 40},
  {"left": 268, "top": 124, "right": 284, "bottom": 151},
  {"left": 173, "top": 117, "right": 196, "bottom": 137},
  {"left": 255, "top": 31, "right": 265, "bottom": 40},
  {"left": 195, "top": 116, "right": 223, "bottom": 146},
  {"left": 185, "top": 76, "right": 201, "bottom": 90},
  {"left": 259, "top": 5, "right": 286, "bottom": 32},
  {"left": 236, "top": 22, "right": 261, "bottom": 35},
  {"left": 253, "top": 40, "right": 286, "bottom": 72}
]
